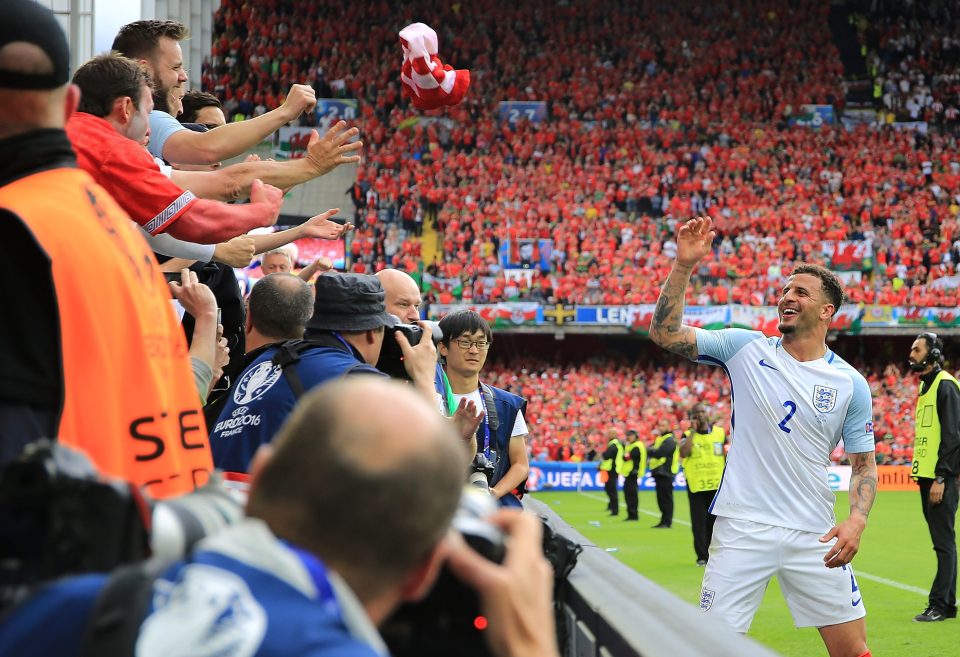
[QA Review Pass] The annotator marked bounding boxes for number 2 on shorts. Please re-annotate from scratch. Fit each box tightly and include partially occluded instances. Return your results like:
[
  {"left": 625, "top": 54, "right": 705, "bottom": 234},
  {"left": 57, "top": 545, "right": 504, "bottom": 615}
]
[{"left": 778, "top": 400, "right": 797, "bottom": 433}]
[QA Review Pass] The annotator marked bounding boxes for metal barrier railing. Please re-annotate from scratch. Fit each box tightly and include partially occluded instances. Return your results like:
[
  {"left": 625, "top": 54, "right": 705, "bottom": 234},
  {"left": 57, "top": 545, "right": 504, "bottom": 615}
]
[{"left": 525, "top": 498, "right": 783, "bottom": 657}]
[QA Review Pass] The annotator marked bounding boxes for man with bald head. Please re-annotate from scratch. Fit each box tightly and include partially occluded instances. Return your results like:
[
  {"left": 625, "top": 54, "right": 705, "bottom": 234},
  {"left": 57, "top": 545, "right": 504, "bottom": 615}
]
[
  {"left": 1, "top": 378, "right": 560, "bottom": 657},
  {"left": 0, "top": 0, "right": 212, "bottom": 498},
  {"left": 377, "top": 267, "right": 423, "bottom": 323}
]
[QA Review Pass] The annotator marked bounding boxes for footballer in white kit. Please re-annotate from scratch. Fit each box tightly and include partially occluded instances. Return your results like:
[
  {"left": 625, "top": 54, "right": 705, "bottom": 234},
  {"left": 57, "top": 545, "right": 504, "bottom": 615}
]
[{"left": 650, "top": 216, "right": 878, "bottom": 657}]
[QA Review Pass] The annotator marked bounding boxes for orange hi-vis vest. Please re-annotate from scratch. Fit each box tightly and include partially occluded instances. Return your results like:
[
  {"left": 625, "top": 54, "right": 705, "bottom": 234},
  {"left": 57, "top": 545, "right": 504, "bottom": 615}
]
[{"left": 0, "top": 168, "right": 213, "bottom": 499}]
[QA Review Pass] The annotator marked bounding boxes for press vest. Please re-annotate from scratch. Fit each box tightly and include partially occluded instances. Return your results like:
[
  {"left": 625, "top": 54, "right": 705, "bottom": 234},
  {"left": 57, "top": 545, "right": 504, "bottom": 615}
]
[
  {"left": 682, "top": 426, "right": 726, "bottom": 493},
  {"left": 649, "top": 432, "right": 680, "bottom": 475},
  {"left": 913, "top": 370, "right": 959, "bottom": 479},
  {"left": 619, "top": 440, "right": 647, "bottom": 477},
  {"left": 600, "top": 438, "right": 623, "bottom": 473},
  {"left": 0, "top": 168, "right": 211, "bottom": 499}
]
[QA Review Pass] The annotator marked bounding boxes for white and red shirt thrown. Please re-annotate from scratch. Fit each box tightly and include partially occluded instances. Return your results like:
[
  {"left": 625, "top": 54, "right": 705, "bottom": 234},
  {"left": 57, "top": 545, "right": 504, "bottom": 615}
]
[{"left": 399, "top": 22, "right": 470, "bottom": 110}]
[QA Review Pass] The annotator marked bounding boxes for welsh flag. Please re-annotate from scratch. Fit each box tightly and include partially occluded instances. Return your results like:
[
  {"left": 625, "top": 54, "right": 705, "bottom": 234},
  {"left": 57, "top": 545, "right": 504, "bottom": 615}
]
[
  {"left": 683, "top": 305, "right": 729, "bottom": 330},
  {"left": 493, "top": 302, "right": 540, "bottom": 326},
  {"left": 821, "top": 241, "right": 873, "bottom": 272},
  {"left": 931, "top": 307, "right": 960, "bottom": 327},
  {"left": 422, "top": 272, "right": 463, "bottom": 298},
  {"left": 897, "top": 307, "right": 929, "bottom": 326},
  {"left": 628, "top": 305, "right": 657, "bottom": 334},
  {"left": 729, "top": 305, "right": 781, "bottom": 336},
  {"left": 830, "top": 304, "right": 863, "bottom": 333}
]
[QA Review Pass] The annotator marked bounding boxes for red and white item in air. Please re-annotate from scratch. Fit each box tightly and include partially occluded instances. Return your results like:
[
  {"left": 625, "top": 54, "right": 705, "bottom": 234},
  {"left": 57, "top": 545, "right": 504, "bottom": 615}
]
[{"left": 399, "top": 22, "right": 470, "bottom": 110}]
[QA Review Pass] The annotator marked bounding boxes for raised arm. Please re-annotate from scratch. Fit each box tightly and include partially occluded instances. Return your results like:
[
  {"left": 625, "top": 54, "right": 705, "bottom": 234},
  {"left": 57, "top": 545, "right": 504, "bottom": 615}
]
[
  {"left": 648, "top": 216, "right": 716, "bottom": 360},
  {"left": 161, "top": 84, "right": 318, "bottom": 165},
  {"left": 165, "top": 180, "right": 282, "bottom": 244},
  {"left": 170, "top": 122, "right": 362, "bottom": 200},
  {"left": 247, "top": 209, "right": 352, "bottom": 255}
]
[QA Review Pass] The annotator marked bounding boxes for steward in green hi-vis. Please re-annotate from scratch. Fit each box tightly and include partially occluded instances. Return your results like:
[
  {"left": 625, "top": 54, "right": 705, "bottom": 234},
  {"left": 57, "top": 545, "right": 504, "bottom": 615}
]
[
  {"left": 620, "top": 430, "right": 648, "bottom": 521},
  {"left": 909, "top": 332, "right": 960, "bottom": 622},
  {"left": 680, "top": 403, "right": 727, "bottom": 565},
  {"left": 599, "top": 435, "right": 624, "bottom": 516},
  {"left": 648, "top": 424, "right": 679, "bottom": 528}
]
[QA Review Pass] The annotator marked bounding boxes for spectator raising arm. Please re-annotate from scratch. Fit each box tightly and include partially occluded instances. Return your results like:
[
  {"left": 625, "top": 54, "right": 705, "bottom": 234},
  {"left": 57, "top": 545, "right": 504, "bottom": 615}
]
[
  {"left": 160, "top": 84, "right": 318, "bottom": 165},
  {"left": 165, "top": 179, "right": 283, "bottom": 244},
  {"left": 171, "top": 122, "right": 362, "bottom": 201}
]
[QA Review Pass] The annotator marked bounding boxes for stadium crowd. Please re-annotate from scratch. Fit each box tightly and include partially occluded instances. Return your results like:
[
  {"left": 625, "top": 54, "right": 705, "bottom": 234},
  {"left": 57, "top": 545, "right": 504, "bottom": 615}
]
[{"left": 205, "top": 0, "right": 960, "bottom": 309}]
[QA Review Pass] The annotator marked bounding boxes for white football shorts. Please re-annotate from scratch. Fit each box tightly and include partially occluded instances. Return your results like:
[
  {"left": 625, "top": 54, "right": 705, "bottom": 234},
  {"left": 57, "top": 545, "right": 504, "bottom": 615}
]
[{"left": 698, "top": 517, "right": 866, "bottom": 632}]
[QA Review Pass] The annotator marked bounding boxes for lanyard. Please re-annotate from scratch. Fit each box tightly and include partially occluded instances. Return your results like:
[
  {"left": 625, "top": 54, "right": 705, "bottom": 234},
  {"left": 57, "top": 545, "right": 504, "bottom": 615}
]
[
  {"left": 477, "top": 385, "right": 493, "bottom": 458},
  {"left": 440, "top": 368, "right": 458, "bottom": 417},
  {"left": 283, "top": 541, "right": 342, "bottom": 621}
]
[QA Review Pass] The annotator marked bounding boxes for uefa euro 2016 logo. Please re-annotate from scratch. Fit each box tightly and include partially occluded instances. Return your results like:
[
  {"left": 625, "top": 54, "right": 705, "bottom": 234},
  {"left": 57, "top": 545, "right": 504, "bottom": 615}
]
[
  {"left": 813, "top": 385, "right": 838, "bottom": 413},
  {"left": 233, "top": 362, "right": 283, "bottom": 405}
]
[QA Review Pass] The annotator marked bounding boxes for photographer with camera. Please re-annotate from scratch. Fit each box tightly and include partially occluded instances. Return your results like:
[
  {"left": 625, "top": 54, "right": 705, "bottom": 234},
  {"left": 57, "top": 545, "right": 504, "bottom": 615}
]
[
  {"left": 1, "top": 379, "right": 559, "bottom": 657},
  {"left": 209, "top": 273, "right": 439, "bottom": 476},
  {"left": 437, "top": 311, "right": 530, "bottom": 508}
]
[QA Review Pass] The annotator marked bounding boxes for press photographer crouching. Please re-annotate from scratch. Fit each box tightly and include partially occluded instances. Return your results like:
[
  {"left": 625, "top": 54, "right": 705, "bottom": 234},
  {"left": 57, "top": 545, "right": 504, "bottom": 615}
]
[
  {"left": 0, "top": 379, "right": 560, "bottom": 657},
  {"left": 208, "top": 273, "right": 442, "bottom": 479}
]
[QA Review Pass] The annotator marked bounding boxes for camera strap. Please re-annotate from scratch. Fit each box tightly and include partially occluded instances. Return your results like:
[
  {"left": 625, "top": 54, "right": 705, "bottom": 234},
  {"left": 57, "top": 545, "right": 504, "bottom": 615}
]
[
  {"left": 478, "top": 383, "right": 500, "bottom": 458},
  {"left": 282, "top": 541, "right": 342, "bottom": 622},
  {"left": 271, "top": 335, "right": 368, "bottom": 400}
]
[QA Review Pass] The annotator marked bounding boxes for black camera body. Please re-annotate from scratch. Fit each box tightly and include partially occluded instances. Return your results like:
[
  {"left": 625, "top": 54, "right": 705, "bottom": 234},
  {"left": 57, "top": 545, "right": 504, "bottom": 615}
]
[
  {"left": 375, "top": 320, "right": 441, "bottom": 380},
  {"left": 0, "top": 441, "right": 151, "bottom": 610},
  {"left": 381, "top": 488, "right": 505, "bottom": 657},
  {"left": 468, "top": 452, "right": 498, "bottom": 490}
]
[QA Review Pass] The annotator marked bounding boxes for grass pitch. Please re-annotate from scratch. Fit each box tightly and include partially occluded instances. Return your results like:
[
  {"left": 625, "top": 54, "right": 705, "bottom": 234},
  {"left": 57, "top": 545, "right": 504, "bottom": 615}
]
[{"left": 531, "top": 489, "right": 956, "bottom": 657}]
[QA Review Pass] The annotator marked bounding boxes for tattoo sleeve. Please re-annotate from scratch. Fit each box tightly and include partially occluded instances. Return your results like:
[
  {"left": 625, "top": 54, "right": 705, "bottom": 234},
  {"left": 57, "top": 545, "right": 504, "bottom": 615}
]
[
  {"left": 848, "top": 451, "right": 878, "bottom": 521},
  {"left": 650, "top": 264, "right": 698, "bottom": 360}
]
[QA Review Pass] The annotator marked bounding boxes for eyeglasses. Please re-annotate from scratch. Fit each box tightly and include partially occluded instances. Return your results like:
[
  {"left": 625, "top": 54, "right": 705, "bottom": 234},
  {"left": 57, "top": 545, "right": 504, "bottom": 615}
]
[{"left": 455, "top": 338, "right": 490, "bottom": 351}]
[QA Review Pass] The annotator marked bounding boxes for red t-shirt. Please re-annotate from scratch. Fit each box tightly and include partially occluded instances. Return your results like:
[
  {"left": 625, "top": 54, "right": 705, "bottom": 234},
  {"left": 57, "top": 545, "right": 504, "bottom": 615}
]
[{"left": 66, "top": 113, "right": 196, "bottom": 235}]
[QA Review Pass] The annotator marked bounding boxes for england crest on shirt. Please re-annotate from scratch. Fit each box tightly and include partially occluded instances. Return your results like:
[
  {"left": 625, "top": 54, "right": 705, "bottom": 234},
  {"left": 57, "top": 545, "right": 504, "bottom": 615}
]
[
  {"left": 699, "top": 588, "right": 716, "bottom": 612},
  {"left": 812, "top": 385, "right": 838, "bottom": 413}
]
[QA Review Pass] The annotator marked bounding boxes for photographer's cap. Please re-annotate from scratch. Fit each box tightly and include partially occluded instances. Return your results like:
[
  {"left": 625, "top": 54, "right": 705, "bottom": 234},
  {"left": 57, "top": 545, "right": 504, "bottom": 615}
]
[
  {"left": 306, "top": 273, "right": 398, "bottom": 333},
  {"left": 0, "top": 1, "right": 71, "bottom": 90}
]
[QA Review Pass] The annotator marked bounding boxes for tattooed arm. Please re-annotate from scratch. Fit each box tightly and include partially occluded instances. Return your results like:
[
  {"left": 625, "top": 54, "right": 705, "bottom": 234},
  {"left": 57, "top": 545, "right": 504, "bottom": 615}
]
[
  {"left": 820, "top": 450, "right": 877, "bottom": 568},
  {"left": 649, "top": 216, "right": 716, "bottom": 360}
]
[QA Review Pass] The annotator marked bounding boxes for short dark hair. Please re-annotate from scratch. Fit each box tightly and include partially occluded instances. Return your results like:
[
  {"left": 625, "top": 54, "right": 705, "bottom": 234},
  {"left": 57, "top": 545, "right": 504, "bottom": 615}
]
[
  {"left": 179, "top": 90, "right": 221, "bottom": 124},
  {"left": 437, "top": 309, "right": 493, "bottom": 345},
  {"left": 246, "top": 379, "right": 465, "bottom": 600},
  {"left": 73, "top": 54, "right": 149, "bottom": 118},
  {"left": 790, "top": 263, "right": 844, "bottom": 316},
  {"left": 248, "top": 274, "right": 313, "bottom": 340},
  {"left": 112, "top": 20, "right": 189, "bottom": 61}
]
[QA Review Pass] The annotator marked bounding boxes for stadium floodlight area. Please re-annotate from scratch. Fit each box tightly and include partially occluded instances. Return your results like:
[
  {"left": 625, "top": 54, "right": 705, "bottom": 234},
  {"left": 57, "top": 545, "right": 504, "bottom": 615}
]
[{"left": 525, "top": 498, "right": 783, "bottom": 657}]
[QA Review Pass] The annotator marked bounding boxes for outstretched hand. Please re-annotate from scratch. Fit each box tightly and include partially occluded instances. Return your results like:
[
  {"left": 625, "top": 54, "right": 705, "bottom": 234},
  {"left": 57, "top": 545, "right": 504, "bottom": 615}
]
[
  {"left": 305, "top": 121, "right": 363, "bottom": 175},
  {"left": 301, "top": 208, "right": 354, "bottom": 240},
  {"left": 675, "top": 215, "right": 716, "bottom": 268}
]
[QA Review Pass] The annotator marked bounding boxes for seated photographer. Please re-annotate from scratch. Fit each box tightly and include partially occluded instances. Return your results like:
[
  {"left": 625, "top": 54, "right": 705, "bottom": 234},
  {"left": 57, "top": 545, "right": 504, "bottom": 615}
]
[
  {"left": 209, "top": 273, "right": 439, "bottom": 476},
  {"left": 149, "top": 378, "right": 557, "bottom": 657},
  {"left": 437, "top": 311, "right": 530, "bottom": 508}
]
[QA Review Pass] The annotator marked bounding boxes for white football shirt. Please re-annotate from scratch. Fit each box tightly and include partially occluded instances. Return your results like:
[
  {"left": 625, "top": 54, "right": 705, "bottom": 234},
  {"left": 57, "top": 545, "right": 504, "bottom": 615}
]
[{"left": 694, "top": 328, "right": 874, "bottom": 533}]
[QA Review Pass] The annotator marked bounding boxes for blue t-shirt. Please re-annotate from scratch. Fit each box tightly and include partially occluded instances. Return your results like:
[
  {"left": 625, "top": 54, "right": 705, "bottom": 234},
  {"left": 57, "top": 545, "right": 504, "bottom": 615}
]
[
  {"left": 210, "top": 344, "right": 384, "bottom": 473},
  {"left": 148, "top": 110, "right": 186, "bottom": 161}
]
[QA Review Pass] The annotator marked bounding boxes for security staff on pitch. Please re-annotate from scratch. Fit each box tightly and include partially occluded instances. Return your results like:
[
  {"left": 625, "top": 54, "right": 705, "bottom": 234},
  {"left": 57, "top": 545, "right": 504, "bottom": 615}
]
[
  {"left": 648, "top": 418, "right": 679, "bottom": 528},
  {"left": 909, "top": 332, "right": 960, "bottom": 623},
  {"left": 621, "top": 430, "right": 648, "bottom": 521},
  {"left": 599, "top": 430, "right": 624, "bottom": 516},
  {"left": 680, "top": 403, "right": 727, "bottom": 566}
]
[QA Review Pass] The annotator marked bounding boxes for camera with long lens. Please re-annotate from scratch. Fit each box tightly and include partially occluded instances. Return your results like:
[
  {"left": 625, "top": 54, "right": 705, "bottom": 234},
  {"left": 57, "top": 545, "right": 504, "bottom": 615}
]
[
  {"left": 0, "top": 440, "right": 243, "bottom": 611},
  {"left": 376, "top": 320, "right": 442, "bottom": 380},
  {"left": 381, "top": 487, "right": 505, "bottom": 657},
  {"left": 468, "top": 452, "right": 497, "bottom": 490}
]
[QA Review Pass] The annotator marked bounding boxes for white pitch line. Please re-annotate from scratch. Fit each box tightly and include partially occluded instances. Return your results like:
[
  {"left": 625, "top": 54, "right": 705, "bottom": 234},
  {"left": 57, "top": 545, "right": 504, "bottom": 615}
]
[{"left": 574, "top": 491, "right": 924, "bottom": 595}]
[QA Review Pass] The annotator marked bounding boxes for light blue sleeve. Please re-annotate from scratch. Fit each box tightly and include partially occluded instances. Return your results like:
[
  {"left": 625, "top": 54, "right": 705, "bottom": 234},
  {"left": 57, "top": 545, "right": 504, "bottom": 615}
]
[
  {"left": 148, "top": 110, "right": 186, "bottom": 160},
  {"left": 842, "top": 371, "right": 875, "bottom": 453},
  {"left": 694, "top": 328, "right": 763, "bottom": 365}
]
